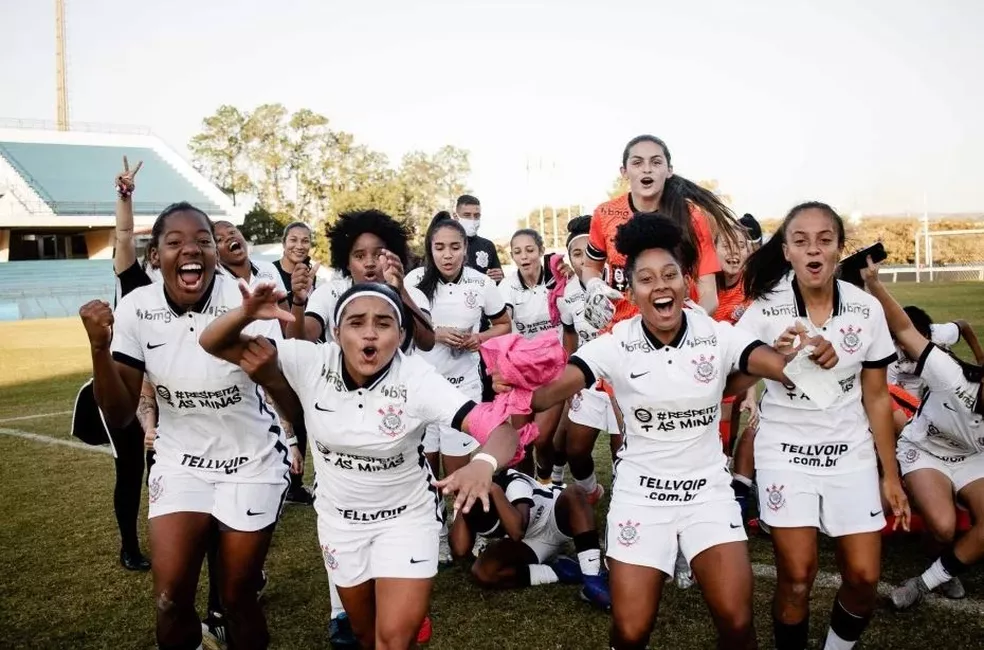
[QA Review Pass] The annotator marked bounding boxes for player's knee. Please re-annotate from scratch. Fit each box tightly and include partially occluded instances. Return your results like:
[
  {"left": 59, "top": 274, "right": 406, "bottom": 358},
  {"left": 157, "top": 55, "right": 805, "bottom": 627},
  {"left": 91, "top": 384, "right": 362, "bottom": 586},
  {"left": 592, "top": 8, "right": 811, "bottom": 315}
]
[
  {"left": 926, "top": 512, "right": 957, "bottom": 544},
  {"left": 561, "top": 484, "right": 589, "bottom": 507},
  {"left": 374, "top": 620, "right": 414, "bottom": 650},
  {"left": 777, "top": 564, "right": 817, "bottom": 603},
  {"left": 841, "top": 562, "right": 880, "bottom": 596},
  {"left": 154, "top": 588, "right": 188, "bottom": 622},
  {"left": 610, "top": 615, "right": 653, "bottom": 649},
  {"left": 566, "top": 434, "right": 594, "bottom": 459},
  {"left": 714, "top": 602, "right": 755, "bottom": 641},
  {"left": 470, "top": 560, "right": 498, "bottom": 588}
]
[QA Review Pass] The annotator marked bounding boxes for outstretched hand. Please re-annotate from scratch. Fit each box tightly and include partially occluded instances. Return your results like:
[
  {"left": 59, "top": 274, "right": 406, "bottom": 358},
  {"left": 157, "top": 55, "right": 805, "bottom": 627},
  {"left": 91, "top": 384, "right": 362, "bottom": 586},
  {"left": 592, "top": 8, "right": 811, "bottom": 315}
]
[
  {"left": 115, "top": 155, "right": 143, "bottom": 199},
  {"left": 379, "top": 249, "right": 405, "bottom": 291},
  {"left": 238, "top": 280, "right": 293, "bottom": 323},
  {"left": 860, "top": 255, "right": 881, "bottom": 288}
]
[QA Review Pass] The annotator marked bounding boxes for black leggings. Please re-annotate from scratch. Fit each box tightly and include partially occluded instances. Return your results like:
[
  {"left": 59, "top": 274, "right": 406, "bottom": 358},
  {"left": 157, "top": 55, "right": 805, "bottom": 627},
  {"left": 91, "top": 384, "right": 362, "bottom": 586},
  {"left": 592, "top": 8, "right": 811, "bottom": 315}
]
[{"left": 110, "top": 419, "right": 153, "bottom": 553}]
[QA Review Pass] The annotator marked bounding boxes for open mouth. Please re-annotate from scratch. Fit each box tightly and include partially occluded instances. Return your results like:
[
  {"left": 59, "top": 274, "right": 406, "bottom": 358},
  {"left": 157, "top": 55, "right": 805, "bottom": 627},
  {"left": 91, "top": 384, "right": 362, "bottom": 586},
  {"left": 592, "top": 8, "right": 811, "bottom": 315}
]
[
  {"left": 806, "top": 261, "right": 823, "bottom": 275},
  {"left": 177, "top": 262, "right": 204, "bottom": 290},
  {"left": 640, "top": 177, "right": 655, "bottom": 189},
  {"left": 229, "top": 240, "right": 243, "bottom": 253},
  {"left": 363, "top": 271, "right": 378, "bottom": 282},
  {"left": 653, "top": 296, "right": 674, "bottom": 316},
  {"left": 726, "top": 257, "right": 740, "bottom": 266},
  {"left": 360, "top": 345, "right": 378, "bottom": 363}
]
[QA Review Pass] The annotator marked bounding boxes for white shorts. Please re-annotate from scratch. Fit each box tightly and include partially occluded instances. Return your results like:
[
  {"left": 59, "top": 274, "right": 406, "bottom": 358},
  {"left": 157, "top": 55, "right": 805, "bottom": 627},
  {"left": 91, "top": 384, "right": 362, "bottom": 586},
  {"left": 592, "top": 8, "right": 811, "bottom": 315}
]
[
  {"left": 423, "top": 380, "right": 481, "bottom": 456},
  {"left": 521, "top": 484, "right": 572, "bottom": 562},
  {"left": 147, "top": 453, "right": 290, "bottom": 532},
  {"left": 605, "top": 485, "right": 746, "bottom": 577},
  {"left": 898, "top": 439, "right": 984, "bottom": 492},
  {"left": 568, "top": 388, "right": 618, "bottom": 433},
  {"left": 756, "top": 467, "right": 886, "bottom": 537},
  {"left": 317, "top": 512, "right": 442, "bottom": 588}
]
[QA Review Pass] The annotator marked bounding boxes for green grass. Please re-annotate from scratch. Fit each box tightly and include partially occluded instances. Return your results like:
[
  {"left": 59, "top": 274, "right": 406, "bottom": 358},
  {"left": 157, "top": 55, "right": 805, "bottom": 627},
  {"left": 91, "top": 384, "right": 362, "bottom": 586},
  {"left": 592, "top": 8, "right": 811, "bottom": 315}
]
[{"left": 1, "top": 282, "right": 983, "bottom": 649}]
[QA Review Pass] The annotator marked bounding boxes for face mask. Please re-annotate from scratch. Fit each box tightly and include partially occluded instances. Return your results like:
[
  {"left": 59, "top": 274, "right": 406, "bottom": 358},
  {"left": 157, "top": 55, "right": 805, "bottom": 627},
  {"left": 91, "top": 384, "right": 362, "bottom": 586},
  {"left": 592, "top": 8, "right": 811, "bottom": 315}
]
[{"left": 460, "top": 219, "right": 480, "bottom": 237}]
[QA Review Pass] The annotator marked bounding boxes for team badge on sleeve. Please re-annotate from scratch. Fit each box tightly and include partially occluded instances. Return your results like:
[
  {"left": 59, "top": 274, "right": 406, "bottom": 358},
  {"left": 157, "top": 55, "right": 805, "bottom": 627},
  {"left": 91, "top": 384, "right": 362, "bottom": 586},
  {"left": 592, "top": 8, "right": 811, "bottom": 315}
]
[
  {"left": 378, "top": 405, "right": 406, "bottom": 438},
  {"left": 616, "top": 520, "right": 640, "bottom": 547},
  {"left": 765, "top": 484, "right": 786, "bottom": 512},
  {"left": 692, "top": 355, "right": 718, "bottom": 384},
  {"left": 321, "top": 545, "right": 339, "bottom": 571},
  {"left": 839, "top": 325, "right": 862, "bottom": 354}
]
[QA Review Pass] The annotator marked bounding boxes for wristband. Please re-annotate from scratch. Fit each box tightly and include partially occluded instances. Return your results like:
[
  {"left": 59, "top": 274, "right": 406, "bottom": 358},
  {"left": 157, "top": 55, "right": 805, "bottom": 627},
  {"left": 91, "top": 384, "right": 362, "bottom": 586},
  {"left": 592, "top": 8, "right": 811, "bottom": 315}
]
[
  {"left": 291, "top": 298, "right": 307, "bottom": 308},
  {"left": 472, "top": 452, "right": 498, "bottom": 472},
  {"left": 286, "top": 436, "right": 298, "bottom": 447}
]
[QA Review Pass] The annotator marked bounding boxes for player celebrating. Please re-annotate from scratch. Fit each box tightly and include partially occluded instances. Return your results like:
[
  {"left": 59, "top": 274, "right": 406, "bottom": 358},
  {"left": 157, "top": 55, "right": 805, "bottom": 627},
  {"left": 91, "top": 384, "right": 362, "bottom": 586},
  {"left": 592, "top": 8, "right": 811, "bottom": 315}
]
[
  {"left": 79, "top": 203, "right": 291, "bottom": 650},
  {"left": 200, "top": 281, "right": 520, "bottom": 650},
  {"left": 737, "top": 202, "right": 910, "bottom": 650},
  {"left": 502, "top": 212, "right": 838, "bottom": 650},
  {"left": 449, "top": 469, "right": 611, "bottom": 608},
  {"left": 582, "top": 134, "right": 740, "bottom": 330},
  {"left": 861, "top": 261, "right": 984, "bottom": 610},
  {"left": 214, "top": 221, "right": 287, "bottom": 294}
]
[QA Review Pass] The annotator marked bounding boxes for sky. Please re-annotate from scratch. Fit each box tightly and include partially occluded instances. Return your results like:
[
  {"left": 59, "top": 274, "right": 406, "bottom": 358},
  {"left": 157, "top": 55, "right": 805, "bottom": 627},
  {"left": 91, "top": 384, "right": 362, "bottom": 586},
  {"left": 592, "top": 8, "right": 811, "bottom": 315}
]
[{"left": 2, "top": 0, "right": 983, "bottom": 238}]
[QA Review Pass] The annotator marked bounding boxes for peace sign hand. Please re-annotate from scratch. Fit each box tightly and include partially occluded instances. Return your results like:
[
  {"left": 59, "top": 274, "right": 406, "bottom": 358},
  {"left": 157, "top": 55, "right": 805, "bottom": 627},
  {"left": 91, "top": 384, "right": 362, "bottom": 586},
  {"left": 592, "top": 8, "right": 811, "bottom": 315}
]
[{"left": 116, "top": 156, "right": 143, "bottom": 199}]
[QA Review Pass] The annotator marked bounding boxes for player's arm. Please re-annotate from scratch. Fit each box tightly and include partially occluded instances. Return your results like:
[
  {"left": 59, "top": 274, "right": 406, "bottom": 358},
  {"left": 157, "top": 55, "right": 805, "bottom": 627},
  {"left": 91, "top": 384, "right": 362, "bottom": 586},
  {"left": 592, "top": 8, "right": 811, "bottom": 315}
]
[
  {"left": 696, "top": 276, "right": 719, "bottom": 315},
  {"left": 562, "top": 327, "right": 579, "bottom": 358},
  {"left": 113, "top": 157, "right": 143, "bottom": 275},
  {"left": 954, "top": 319, "right": 984, "bottom": 365},
  {"left": 136, "top": 379, "right": 158, "bottom": 443},
  {"left": 490, "top": 484, "right": 530, "bottom": 542},
  {"left": 583, "top": 212, "right": 607, "bottom": 285}
]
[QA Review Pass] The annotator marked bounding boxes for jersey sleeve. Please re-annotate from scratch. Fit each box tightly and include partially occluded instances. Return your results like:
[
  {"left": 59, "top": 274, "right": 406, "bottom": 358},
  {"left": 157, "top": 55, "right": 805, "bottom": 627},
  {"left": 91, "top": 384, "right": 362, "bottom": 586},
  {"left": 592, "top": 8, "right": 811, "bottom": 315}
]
[
  {"left": 406, "top": 356, "right": 476, "bottom": 431},
  {"left": 244, "top": 316, "right": 283, "bottom": 342},
  {"left": 863, "top": 301, "right": 898, "bottom": 369},
  {"left": 116, "top": 261, "right": 152, "bottom": 302},
  {"left": 914, "top": 344, "right": 966, "bottom": 392},
  {"left": 586, "top": 207, "right": 608, "bottom": 261},
  {"left": 405, "top": 285, "right": 430, "bottom": 314},
  {"left": 275, "top": 338, "right": 323, "bottom": 405},
  {"left": 714, "top": 319, "right": 766, "bottom": 375},
  {"left": 483, "top": 275, "right": 508, "bottom": 320},
  {"left": 931, "top": 322, "right": 961, "bottom": 347},
  {"left": 570, "top": 333, "right": 619, "bottom": 389},
  {"left": 269, "top": 265, "right": 288, "bottom": 295},
  {"left": 304, "top": 283, "right": 335, "bottom": 337},
  {"left": 689, "top": 203, "right": 721, "bottom": 277},
  {"left": 502, "top": 472, "right": 535, "bottom": 506},
  {"left": 558, "top": 293, "right": 574, "bottom": 326},
  {"left": 735, "top": 301, "right": 768, "bottom": 340},
  {"left": 110, "top": 293, "right": 145, "bottom": 371}
]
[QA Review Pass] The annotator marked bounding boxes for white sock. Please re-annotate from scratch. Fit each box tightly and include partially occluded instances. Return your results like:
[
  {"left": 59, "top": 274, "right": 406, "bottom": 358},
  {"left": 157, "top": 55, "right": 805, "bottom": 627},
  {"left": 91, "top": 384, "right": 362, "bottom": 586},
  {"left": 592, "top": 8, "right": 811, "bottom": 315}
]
[
  {"left": 329, "top": 580, "right": 346, "bottom": 619},
  {"left": 551, "top": 464, "right": 566, "bottom": 483},
  {"left": 823, "top": 628, "right": 853, "bottom": 650},
  {"left": 921, "top": 558, "right": 953, "bottom": 591},
  {"left": 575, "top": 472, "right": 598, "bottom": 493},
  {"left": 733, "top": 473, "right": 753, "bottom": 487},
  {"left": 528, "top": 564, "right": 559, "bottom": 586},
  {"left": 577, "top": 548, "right": 602, "bottom": 576}
]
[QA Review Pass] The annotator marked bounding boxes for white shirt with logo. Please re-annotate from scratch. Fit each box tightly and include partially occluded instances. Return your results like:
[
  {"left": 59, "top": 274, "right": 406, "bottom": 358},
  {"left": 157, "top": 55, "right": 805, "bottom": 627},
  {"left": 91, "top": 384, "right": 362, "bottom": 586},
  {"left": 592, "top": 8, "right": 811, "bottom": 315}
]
[
  {"left": 305, "top": 276, "right": 430, "bottom": 345},
  {"left": 405, "top": 266, "right": 507, "bottom": 392},
  {"left": 889, "top": 322, "right": 961, "bottom": 396},
  {"left": 900, "top": 344, "right": 983, "bottom": 460},
  {"left": 736, "top": 274, "right": 897, "bottom": 475},
  {"left": 572, "top": 311, "right": 762, "bottom": 507},
  {"left": 502, "top": 267, "right": 558, "bottom": 340},
  {"left": 110, "top": 274, "right": 284, "bottom": 481},
  {"left": 276, "top": 339, "right": 476, "bottom": 529},
  {"left": 475, "top": 470, "right": 556, "bottom": 537},
  {"left": 217, "top": 259, "right": 287, "bottom": 292},
  {"left": 557, "top": 279, "right": 602, "bottom": 346}
]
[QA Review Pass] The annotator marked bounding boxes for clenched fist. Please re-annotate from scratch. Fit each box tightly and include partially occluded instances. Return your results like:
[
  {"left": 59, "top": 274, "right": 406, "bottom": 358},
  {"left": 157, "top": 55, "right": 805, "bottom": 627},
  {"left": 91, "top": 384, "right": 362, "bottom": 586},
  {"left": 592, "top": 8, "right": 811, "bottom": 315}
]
[
  {"left": 79, "top": 300, "right": 114, "bottom": 351},
  {"left": 240, "top": 336, "right": 281, "bottom": 386}
]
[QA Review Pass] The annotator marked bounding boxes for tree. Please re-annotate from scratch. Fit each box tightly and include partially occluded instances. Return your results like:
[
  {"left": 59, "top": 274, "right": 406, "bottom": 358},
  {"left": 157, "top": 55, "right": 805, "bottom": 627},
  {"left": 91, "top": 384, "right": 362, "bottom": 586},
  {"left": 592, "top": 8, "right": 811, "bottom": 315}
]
[
  {"left": 608, "top": 175, "right": 629, "bottom": 199},
  {"left": 239, "top": 203, "right": 284, "bottom": 245},
  {"left": 188, "top": 105, "right": 252, "bottom": 205}
]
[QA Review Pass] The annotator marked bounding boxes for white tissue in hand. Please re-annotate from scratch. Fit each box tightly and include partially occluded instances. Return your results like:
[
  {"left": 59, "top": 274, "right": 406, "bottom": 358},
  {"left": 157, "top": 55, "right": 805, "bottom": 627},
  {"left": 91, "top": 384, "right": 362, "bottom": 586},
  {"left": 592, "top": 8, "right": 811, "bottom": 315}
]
[{"left": 783, "top": 347, "right": 841, "bottom": 409}]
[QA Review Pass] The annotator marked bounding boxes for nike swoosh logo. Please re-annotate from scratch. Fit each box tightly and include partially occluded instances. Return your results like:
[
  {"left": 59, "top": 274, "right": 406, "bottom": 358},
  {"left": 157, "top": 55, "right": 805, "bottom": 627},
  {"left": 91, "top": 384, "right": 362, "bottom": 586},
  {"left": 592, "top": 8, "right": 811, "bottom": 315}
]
[
  {"left": 730, "top": 523, "right": 742, "bottom": 529},
  {"left": 314, "top": 403, "right": 335, "bottom": 412},
  {"left": 146, "top": 342, "right": 166, "bottom": 350},
  {"left": 870, "top": 510, "right": 882, "bottom": 517},
  {"left": 410, "top": 558, "right": 429, "bottom": 564},
  {"left": 247, "top": 509, "right": 266, "bottom": 516},
  {"left": 630, "top": 371, "right": 650, "bottom": 379},
  {"left": 943, "top": 403, "right": 957, "bottom": 412}
]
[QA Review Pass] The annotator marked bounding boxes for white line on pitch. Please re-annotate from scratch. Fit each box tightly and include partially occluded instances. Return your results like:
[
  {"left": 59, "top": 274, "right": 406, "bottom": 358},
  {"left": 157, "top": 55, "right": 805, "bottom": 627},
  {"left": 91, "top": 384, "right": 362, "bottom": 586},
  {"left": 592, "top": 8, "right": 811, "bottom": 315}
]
[
  {"left": 750, "top": 563, "right": 984, "bottom": 615},
  {"left": 0, "top": 427, "right": 111, "bottom": 455},
  {"left": 0, "top": 410, "right": 72, "bottom": 424}
]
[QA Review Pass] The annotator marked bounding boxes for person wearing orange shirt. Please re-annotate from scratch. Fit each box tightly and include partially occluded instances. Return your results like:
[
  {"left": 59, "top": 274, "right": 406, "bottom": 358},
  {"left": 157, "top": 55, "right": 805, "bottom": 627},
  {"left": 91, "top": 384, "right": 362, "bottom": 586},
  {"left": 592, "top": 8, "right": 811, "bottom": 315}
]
[{"left": 582, "top": 134, "right": 741, "bottom": 331}]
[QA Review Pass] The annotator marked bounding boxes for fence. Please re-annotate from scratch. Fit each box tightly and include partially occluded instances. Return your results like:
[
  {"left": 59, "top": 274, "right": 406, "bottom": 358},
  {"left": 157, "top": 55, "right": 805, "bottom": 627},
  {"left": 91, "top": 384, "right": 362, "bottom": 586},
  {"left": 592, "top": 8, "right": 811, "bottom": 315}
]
[{"left": 914, "top": 228, "right": 984, "bottom": 282}]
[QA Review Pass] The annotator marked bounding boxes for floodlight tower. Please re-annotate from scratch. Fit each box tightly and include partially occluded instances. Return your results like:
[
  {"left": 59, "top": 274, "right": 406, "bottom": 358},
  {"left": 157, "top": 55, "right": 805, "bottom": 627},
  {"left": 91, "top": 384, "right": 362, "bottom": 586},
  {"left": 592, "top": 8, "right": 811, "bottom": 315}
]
[{"left": 55, "top": 0, "right": 69, "bottom": 131}]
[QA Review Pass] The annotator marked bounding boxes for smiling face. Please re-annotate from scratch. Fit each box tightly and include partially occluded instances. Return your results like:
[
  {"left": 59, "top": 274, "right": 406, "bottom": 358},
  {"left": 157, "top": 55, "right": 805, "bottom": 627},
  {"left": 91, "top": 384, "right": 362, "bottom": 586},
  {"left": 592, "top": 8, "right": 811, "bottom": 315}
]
[
  {"left": 621, "top": 140, "right": 673, "bottom": 201},
  {"left": 158, "top": 210, "right": 217, "bottom": 306},
  {"left": 715, "top": 231, "right": 749, "bottom": 279},
  {"left": 430, "top": 225, "right": 466, "bottom": 280},
  {"left": 510, "top": 233, "right": 543, "bottom": 277},
  {"left": 567, "top": 236, "right": 589, "bottom": 278},
  {"left": 333, "top": 296, "right": 402, "bottom": 384},
  {"left": 214, "top": 222, "right": 249, "bottom": 267},
  {"left": 283, "top": 225, "right": 312, "bottom": 265},
  {"left": 782, "top": 208, "right": 843, "bottom": 290},
  {"left": 349, "top": 232, "right": 385, "bottom": 283},
  {"left": 629, "top": 247, "right": 687, "bottom": 337}
]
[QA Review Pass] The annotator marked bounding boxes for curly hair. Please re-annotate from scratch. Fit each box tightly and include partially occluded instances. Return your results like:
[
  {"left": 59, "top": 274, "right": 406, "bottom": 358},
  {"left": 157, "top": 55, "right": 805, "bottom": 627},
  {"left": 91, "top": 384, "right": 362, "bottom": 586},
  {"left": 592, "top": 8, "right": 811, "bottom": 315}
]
[
  {"left": 327, "top": 209, "right": 411, "bottom": 277},
  {"left": 614, "top": 211, "right": 697, "bottom": 282}
]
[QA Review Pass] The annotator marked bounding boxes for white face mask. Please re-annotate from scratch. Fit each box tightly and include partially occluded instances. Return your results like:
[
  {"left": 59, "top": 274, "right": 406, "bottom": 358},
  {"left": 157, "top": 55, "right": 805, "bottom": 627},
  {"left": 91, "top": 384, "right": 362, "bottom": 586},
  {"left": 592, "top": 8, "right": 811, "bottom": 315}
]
[{"left": 459, "top": 218, "right": 480, "bottom": 237}]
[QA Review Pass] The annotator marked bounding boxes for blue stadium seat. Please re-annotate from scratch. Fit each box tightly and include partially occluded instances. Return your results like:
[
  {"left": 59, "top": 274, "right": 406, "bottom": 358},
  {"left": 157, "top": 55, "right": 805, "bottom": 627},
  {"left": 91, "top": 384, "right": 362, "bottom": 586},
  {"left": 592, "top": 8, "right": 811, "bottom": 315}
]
[{"left": 0, "top": 260, "right": 116, "bottom": 321}]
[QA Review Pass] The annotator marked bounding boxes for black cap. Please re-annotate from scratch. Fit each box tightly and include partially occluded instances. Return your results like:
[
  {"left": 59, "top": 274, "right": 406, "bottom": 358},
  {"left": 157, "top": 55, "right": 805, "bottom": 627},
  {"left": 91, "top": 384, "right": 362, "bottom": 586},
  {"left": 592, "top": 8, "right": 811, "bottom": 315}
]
[{"left": 739, "top": 213, "right": 762, "bottom": 243}]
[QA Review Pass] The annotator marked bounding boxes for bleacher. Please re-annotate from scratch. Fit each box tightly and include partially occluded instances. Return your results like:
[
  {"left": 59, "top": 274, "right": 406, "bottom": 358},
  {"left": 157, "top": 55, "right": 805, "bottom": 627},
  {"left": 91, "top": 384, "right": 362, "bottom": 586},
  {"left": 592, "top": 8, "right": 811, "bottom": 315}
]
[
  {"left": 0, "top": 141, "right": 223, "bottom": 217},
  {"left": 0, "top": 259, "right": 115, "bottom": 321}
]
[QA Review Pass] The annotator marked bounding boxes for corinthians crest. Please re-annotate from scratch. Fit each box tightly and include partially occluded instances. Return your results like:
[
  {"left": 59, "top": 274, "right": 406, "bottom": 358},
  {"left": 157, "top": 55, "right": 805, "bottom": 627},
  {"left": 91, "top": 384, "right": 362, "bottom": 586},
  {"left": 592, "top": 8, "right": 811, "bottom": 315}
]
[
  {"left": 378, "top": 404, "right": 406, "bottom": 437},
  {"left": 616, "top": 520, "right": 640, "bottom": 547},
  {"left": 691, "top": 354, "right": 718, "bottom": 383},
  {"left": 463, "top": 290, "right": 480, "bottom": 309},
  {"left": 840, "top": 325, "right": 862, "bottom": 354},
  {"left": 765, "top": 484, "right": 786, "bottom": 512}
]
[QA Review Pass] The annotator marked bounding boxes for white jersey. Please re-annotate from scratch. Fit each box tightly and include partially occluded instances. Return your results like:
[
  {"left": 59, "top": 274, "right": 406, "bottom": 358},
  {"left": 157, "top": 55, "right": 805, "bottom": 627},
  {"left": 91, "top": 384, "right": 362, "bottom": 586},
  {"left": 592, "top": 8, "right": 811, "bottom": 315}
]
[
  {"left": 900, "top": 344, "right": 984, "bottom": 459},
  {"left": 573, "top": 311, "right": 762, "bottom": 507},
  {"left": 736, "top": 274, "right": 897, "bottom": 475},
  {"left": 306, "top": 275, "right": 430, "bottom": 346},
  {"left": 110, "top": 273, "right": 284, "bottom": 481},
  {"left": 889, "top": 322, "right": 961, "bottom": 396},
  {"left": 557, "top": 278, "right": 602, "bottom": 346},
  {"left": 501, "top": 267, "right": 558, "bottom": 340},
  {"left": 405, "top": 266, "right": 507, "bottom": 388},
  {"left": 276, "top": 339, "right": 477, "bottom": 529},
  {"left": 475, "top": 470, "right": 555, "bottom": 537},
  {"left": 217, "top": 259, "right": 287, "bottom": 292}
]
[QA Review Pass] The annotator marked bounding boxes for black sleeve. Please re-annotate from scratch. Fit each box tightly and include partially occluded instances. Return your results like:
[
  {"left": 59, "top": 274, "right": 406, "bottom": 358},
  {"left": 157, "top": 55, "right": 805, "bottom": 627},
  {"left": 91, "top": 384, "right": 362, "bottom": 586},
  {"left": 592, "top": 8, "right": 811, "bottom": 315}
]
[{"left": 117, "top": 261, "right": 152, "bottom": 300}]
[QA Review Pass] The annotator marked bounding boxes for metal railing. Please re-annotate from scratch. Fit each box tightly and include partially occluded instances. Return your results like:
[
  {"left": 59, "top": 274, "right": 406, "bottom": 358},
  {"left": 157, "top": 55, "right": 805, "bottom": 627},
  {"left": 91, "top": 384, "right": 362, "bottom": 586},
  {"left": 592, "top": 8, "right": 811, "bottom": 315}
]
[{"left": 0, "top": 117, "right": 152, "bottom": 135}]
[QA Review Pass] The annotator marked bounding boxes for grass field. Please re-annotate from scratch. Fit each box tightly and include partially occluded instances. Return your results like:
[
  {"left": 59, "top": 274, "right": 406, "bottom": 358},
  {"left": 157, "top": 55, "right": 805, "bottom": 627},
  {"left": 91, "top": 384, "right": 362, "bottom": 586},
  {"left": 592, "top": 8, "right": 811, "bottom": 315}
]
[{"left": 1, "top": 281, "right": 983, "bottom": 649}]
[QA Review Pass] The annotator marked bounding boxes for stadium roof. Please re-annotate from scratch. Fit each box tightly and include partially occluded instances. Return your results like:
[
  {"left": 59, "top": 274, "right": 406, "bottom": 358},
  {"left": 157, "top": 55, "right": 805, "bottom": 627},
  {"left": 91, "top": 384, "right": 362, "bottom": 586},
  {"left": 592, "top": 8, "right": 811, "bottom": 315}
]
[{"left": 0, "top": 128, "right": 242, "bottom": 228}]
